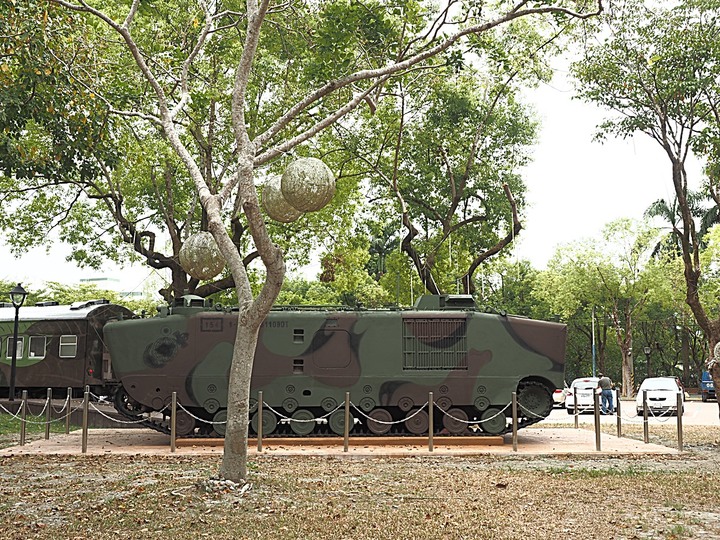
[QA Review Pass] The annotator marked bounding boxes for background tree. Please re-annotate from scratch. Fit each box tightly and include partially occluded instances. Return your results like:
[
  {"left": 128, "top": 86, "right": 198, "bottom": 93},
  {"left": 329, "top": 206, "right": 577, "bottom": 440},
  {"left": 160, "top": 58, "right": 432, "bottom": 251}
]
[
  {"left": 30, "top": 0, "right": 601, "bottom": 482},
  {"left": 479, "top": 258, "right": 547, "bottom": 317},
  {"left": 571, "top": 0, "right": 720, "bottom": 403},
  {"left": 536, "top": 219, "right": 659, "bottom": 396},
  {"left": 645, "top": 191, "right": 718, "bottom": 258},
  {"left": 535, "top": 241, "right": 616, "bottom": 379},
  {"left": 639, "top": 250, "right": 710, "bottom": 385},
  {"left": 0, "top": 1, "right": 358, "bottom": 300},
  {"left": 320, "top": 15, "right": 578, "bottom": 296}
]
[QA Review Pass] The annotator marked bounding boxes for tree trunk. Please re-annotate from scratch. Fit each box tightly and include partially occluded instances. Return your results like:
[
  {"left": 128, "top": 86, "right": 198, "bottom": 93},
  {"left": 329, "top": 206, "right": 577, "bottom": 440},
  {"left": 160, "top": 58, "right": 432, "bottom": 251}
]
[
  {"left": 401, "top": 214, "right": 442, "bottom": 295},
  {"left": 220, "top": 319, "right": 258, "bottom": 481},
  {"left": 666, "top": 157, "right": 720, "bottom": 417},
  {"left": 621, "top": 350, "right": 635, "bottom": 398},
  {"left": 708, "top": 339, "right": 720, "bottom": 420},
  {"left": 681, "top": 328, "right": 690, "bottom": 387},
  {"left": 459, "top": 184, "right": 522, "bottom": 294},
  {"left": 612, "top": 309, "right": 635, "bottom": 398}
]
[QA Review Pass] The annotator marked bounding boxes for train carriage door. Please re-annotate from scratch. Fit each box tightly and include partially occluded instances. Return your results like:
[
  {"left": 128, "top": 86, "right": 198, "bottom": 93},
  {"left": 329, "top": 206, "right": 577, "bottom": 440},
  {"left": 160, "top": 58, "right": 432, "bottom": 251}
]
[{"left": 54, "top": 323, "right": 86, "bottom": 389}]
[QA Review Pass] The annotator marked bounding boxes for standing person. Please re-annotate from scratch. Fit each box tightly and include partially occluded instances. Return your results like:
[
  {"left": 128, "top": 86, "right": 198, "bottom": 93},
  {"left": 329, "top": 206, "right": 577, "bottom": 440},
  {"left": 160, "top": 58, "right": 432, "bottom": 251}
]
[{"left": 597, "top": 373, "right": 614, "bottom": 414}]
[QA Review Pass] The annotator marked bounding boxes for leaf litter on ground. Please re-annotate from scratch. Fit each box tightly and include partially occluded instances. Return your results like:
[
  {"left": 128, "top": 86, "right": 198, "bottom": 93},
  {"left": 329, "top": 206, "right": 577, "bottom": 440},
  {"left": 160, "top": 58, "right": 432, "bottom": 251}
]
[{"left": 0, "top": 425, "right": 719, "bottom": 539}]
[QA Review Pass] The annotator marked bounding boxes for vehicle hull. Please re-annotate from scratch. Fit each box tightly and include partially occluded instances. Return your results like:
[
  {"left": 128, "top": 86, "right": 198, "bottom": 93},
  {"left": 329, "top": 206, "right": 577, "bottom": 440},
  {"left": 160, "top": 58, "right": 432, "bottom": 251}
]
[{"left": 105, "top": 297, "right": 567, "bottom": 437}]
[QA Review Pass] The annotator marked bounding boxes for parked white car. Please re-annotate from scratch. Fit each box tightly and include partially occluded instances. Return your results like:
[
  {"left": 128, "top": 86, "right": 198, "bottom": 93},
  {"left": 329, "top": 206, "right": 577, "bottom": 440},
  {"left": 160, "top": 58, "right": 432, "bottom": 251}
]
[
  {"left": 635, "top": 377, "right": 685, "bottom": 416},
  {"left": 565, "top": 377, "right": 616, "bottom": 414}
]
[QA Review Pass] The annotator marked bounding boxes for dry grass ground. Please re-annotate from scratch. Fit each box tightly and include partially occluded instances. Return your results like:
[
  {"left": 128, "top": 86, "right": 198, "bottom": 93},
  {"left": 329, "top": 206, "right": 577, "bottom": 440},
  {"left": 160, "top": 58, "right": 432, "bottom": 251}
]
[{"left": 1, "top": 422, "right": 719, "bottom": 540}]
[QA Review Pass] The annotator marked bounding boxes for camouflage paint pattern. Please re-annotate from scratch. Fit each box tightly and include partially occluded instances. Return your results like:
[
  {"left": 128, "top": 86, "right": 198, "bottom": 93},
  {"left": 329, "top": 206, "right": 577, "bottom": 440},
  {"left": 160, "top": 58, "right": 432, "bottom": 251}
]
[{"left": 104, "top": 295, "right": 566, "bottom": 435}]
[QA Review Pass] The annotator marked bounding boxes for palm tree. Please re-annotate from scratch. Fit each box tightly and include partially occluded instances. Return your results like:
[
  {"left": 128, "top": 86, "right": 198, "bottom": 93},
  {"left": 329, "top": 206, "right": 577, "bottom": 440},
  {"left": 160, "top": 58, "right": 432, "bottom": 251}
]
[{"left": 644, "top": 191, "right": 718, "bottom": 258}]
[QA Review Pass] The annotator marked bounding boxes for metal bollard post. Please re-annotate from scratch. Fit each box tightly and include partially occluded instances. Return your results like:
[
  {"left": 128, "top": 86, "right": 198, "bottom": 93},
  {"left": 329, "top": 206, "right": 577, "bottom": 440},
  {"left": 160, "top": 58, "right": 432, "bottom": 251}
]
[
  {"left": 82, "top": 389, "right": 89, "bottom": 454},
  {"left": 257, "top": 391, "right": 263, "bottom": 453},
  {"left": 616, "top": 396, "right": 622, "bottom": 438},
  {"left": 643, "top": 390, "right": 649, "bottom": 444},
  {"left": 574, "top": 398, "right": 579, "bottom": 429},
  {"left": 170, "top": 392, "right": 177, "bottom": 453},
  {"left": 343, "top": 392, "right": 350, "bottom": 452},
  {"left": 428, "top": 392, "right": 434, "bottom": 453},
  {"left": 20, "top": 390, "right": 28, "bottom": 446},
  {"left": 45, "top": 388, "right": 52, "bottom": 440},
  {"left": 593, "top": 390, "right": 601, "bottom": 451},
  {"left": 344, "top": 392, "right": 350, "bottom": 453},
  {"left": 511, "top": 392, "right": 518, "bottom": 452},
  {"left": 65, "top": 387, "right": 72, "bottom": 434},
  {"left": 676, "top": 393, "right": 683, "bottom": 452}
]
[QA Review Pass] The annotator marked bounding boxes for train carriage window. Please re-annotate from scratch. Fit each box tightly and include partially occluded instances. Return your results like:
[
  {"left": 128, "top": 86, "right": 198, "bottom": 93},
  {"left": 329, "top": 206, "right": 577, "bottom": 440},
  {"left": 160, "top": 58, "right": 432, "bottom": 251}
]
[
  {"left": 59, "top": 335, "right": 78, "bottom": 358},
  {"left": 28, "top": 336, "right": 47, "bottom": 359},
  {"left": 5, "top": 337, "right": 23, "bottom": 359}
]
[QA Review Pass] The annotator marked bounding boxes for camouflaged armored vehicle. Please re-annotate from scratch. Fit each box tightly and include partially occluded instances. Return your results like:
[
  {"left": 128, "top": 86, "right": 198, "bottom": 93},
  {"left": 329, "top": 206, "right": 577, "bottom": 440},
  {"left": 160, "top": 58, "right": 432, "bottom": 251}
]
[{"left": 104, "top": 294, "right": 567, "bottom": 437}]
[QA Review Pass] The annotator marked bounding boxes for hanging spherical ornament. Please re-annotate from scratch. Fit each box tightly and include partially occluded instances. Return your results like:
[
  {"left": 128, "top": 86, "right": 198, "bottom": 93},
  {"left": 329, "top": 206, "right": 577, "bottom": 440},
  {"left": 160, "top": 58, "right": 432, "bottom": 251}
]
[
  {"left": 262, "top": 175, "right": 303, "bottom": 223},
  {"left": 179, "top": 231, "right": 225, "bottom": 280},
  {"left": 280, "top": 157, "right": 336, "bottom": 212}
]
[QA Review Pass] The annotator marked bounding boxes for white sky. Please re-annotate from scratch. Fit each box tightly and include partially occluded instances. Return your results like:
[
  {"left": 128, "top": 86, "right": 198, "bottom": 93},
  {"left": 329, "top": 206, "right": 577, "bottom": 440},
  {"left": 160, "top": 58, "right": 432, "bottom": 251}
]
[
  {"left": 515, "top": 70, "right": 699, "bottom": 269},
  {"left": 0, "top": 242, "right": 162, "bottom": 297},
  {"left": 0, "top": 66, "right": 704, "bottom": 295}
]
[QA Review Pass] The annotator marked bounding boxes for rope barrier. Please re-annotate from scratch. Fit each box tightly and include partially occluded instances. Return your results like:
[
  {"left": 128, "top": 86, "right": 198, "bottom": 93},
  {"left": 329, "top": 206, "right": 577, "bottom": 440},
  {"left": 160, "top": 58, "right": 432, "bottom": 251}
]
[
  {"left": 427, "top": 404, "right": 471, "bottom": 424},
  {"left": 263, "top": 401, "right": 343, "bottom": 423},
  {"left": 585, "top": 403, "right": 679, "bottom": 425},
  {"left": 0, "top": 400, "right": 83, "bottom": 426},
  {"left": 641, "top": 408, "right": 677, "bottom": 423},
  {"left": 617, "top": 410, "right": 643, "bottom": 423},
  {"left": 0, "top": 395, "right": 53, "bottom": 419},
  {"left": 0, "top": 403, "right": 18, "bottom": 417},
  {"left": 88, "top": 402, "right": 149, "bottom": 425},
  {"left": 29, "top": 397, "right": 50, "bottom": 419},
  {"left": 176, "top": 402, "right": 226, "bottom": 425},
  {"left": 516, "top": 403, "right": 546, "bottom": 419},
  {"left": 567, "top": 404, "right": 678, "bottom": 424},
  {"left": 0, "top": 395, "right": 518, "bottom": 431},
  {"left": 2, "top": 389, "right": 688, "bottom": 448},
  {"left": 434, "top": 402, "right": 512, "bottom": 424},
  {"left": 88, "top": 391, "right": 112, "bottom": 405},
  {"left": 349, "top": 403, "right": 409, "bottom": 426},
  {"left": 50, "top": 396, "right": 70, "bottom": 414}
]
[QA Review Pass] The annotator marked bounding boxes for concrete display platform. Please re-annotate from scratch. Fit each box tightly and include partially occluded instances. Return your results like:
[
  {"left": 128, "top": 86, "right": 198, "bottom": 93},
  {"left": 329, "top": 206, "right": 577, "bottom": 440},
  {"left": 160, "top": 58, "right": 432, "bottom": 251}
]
[{"left": 0, "top": 427, "right": 679, "bottom": 457}]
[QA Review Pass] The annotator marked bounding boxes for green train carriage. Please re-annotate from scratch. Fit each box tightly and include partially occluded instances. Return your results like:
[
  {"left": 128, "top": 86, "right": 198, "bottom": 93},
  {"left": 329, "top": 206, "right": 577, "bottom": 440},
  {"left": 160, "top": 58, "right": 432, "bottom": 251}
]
[{"left": 0, "top": 300, "right": 134, "bottom": 398}]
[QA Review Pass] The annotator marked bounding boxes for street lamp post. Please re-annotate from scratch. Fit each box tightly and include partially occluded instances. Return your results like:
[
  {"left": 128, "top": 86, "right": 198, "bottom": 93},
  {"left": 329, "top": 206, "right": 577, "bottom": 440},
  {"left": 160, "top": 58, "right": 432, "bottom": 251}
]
[
  {"left": 8, "top": 283, "right": 28, "bottom": 402},
  {"left": 643, "top": 346, "right": 651, "bottom": 379}
]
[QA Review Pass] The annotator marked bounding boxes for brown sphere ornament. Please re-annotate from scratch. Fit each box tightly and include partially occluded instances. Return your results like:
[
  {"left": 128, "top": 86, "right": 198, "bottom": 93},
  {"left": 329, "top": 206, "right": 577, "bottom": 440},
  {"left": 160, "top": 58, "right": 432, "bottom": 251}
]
[
  {"left": 262, "top": 175, "right": 303, "bottom": 223},
  {"left": 280, "top": 157, "right": 336, "bottom": 212},
  {"left": 179, "top": 231, "right": 225, "bottom": 280}
]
